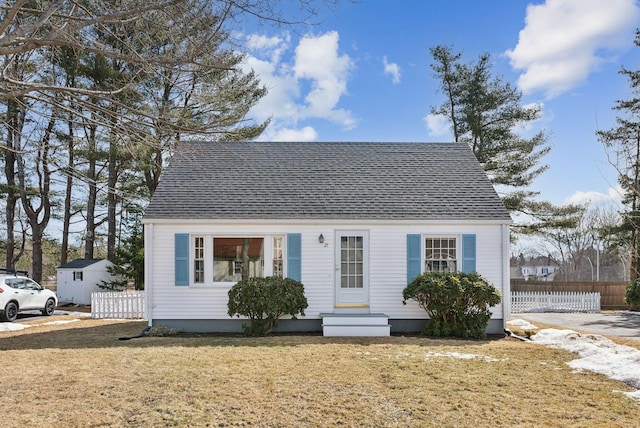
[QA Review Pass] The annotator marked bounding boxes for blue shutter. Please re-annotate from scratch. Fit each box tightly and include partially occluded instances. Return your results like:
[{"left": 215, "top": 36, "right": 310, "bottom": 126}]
[
  {"left": 175, "top": 233, "right": 189, "bottom": 286},
  {"left": 461, "top": 234, "right": 476, "bottom": 273},
  {"left": 407, "top": 234, "right": 421, "bottom": 283},
  {"left": 287, "top": 233, "right": 302, "bottom": 281}
]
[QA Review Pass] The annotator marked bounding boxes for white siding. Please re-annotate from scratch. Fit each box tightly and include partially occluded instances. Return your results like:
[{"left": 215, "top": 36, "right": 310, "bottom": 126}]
[{"left": 145, "top": 221, "right": 508, "bottom": 322}]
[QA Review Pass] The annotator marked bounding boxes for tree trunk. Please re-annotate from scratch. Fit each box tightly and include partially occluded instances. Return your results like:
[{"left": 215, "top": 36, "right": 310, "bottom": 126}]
[
  {"left": 107, "top": 132, "right": 118, "bottom": 260},
  {"left": 84, "top": 121, "right": 97, "bottom": 260},
  {"left": 61, "top": 111, "right": 75, "bottom": 265},
  {"left": 17, "top": 110, "right": 54, "bottom": 283},
  {"left": 3, "top": 98, "right": 23, "bottom": 269}
]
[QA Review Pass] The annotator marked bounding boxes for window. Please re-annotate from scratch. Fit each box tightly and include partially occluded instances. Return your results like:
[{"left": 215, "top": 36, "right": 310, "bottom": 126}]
[
  {"left": 213, "top": 237, "right": 264, "bottom": 282},
  {"left": 425, "top": 237, "right": 457, "bottom": 273},
  {"left": 73, "top": 271, "right": 83, "bottom": 281},
  {"left": 183, "top": 234, "right": 285, "bottom": 285},
  {"left": 273, "top": 236, "right": 283, "bottom": 278},
  {"left": 341, "top": 236, "right": 364, "bottom": 288},
  {"left": 194, "top": 236, "right": 204, "bottom": 283}
]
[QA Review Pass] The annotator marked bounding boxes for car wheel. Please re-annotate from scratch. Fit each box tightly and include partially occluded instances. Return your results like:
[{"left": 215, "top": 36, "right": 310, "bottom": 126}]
[
  {"left": 2, "top": 301, "right": 18, "bottom": 322},
  {"left": 42, "top": 298, "right": 56, "bottom": 316}
]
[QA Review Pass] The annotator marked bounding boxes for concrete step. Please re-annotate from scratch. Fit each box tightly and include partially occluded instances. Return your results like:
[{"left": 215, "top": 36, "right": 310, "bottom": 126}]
[{"left": 321, "top": 313, "right": 390, "bottom": 337}]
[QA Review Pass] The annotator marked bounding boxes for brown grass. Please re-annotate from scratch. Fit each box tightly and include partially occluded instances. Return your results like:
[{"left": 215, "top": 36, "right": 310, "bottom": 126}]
[{"left": 1, "top": 316, "right": 639, "bottom": 427}]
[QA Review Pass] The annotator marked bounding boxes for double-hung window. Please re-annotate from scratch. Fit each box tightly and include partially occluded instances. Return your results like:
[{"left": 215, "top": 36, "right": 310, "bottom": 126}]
[
  {"left": 194, "top": 237, "right": 205, "bottom": 283},
  {"left": 273, "top": 236, "right": 284, "bottom": 278},
  {"left": 425, "top": 237, "right": 458, "bottom": 273},
  {"left": 408, "top": 234, "right": 476, "bottom": 282}
]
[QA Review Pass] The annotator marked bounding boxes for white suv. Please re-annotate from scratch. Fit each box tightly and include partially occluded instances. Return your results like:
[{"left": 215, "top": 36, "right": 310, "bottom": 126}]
[{"left": 0, "top": 269, "right": 58, "bottom": 322}]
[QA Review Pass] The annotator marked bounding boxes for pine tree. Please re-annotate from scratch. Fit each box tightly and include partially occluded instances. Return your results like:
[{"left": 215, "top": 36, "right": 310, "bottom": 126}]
[{"left": 429, "top": 45, "right": 582, "bottom": 237}]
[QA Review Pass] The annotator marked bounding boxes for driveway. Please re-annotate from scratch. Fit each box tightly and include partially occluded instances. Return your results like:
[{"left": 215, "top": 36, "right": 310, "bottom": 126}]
[{"left": 511, "top": 311, "right": 640, "bottom": 341}]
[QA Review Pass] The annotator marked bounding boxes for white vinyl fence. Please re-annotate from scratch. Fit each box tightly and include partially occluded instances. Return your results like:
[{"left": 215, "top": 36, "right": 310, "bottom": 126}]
[
  {"left": 91, "top": 291, "right": 146, "bottom": 319},
  {"left": 511, "top": 291, "right": 600, "bottom": 313}
]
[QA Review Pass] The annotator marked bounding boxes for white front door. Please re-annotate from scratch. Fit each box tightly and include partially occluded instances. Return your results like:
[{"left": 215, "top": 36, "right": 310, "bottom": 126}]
[{"left": 335, "top": 231, "right": 369, "bottom": 309}]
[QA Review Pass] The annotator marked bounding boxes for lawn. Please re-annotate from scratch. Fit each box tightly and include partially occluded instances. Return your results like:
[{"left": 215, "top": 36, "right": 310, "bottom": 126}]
[{"left": 1, "top": 317, "right": 639, "bottom": 427}]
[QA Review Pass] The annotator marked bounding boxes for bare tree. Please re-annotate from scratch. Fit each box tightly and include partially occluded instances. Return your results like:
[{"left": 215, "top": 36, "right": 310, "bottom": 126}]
[{"left": 1, "top": 0, "right": 336, "bottom": 271}]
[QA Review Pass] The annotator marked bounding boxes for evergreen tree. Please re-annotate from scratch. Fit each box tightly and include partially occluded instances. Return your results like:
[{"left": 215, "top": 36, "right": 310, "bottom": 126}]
[{"left": 429, "top": 45, "right": 582, "bottom": 237}]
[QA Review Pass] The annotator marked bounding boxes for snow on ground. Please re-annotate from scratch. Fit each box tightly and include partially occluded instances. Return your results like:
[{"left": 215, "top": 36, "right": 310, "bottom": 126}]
[
  {"left": 508, "top": 319, "right": 640, "bottom": 400},
  {"left": 0, "top": 309, "right": 90, "bottom": 332},
  {"left": 424, "top": 351, "right": 505, "bottom": 362},
  {"left": 40, "top": 319, "right": 81, "bottom": 326},
  {"left": 506, "top": 318, "right": 538, "bottom": 330}
]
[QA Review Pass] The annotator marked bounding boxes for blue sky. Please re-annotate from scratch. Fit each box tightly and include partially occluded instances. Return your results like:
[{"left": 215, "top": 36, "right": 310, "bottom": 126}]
[{"left": 240, "top": 0, "right": 640, "bottom": 208}]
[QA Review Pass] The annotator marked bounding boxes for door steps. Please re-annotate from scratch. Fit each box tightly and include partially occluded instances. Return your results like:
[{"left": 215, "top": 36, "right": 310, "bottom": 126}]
[{"left": 321, "top": 313, "right": 391, "bottom": 337}]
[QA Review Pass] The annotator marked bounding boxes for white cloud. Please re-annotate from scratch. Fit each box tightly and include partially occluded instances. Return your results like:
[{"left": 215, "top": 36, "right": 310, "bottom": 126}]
[
  {"left": 424, "top": 113, "right": 453, "bottom": 139},
  {"left": 383, "top": 56, "right": 401, "bottom": 85},
  {"left": 258, "top": 126, "right": 318, "bottom": 142},
  {"left": 294, "top": 31, "right": 355, "bottom": 128},
  {"left": 505, "top": 0, "right": 640, "bottom": 98},
  {"left": 242, "top": 31, "right": 356, "bottom": 136},
  {"left": 565, "top": 185, "right": 623, "bottom": 206},
  {"left": 246, "top": 33, "right": 291, "bottom": 65}
]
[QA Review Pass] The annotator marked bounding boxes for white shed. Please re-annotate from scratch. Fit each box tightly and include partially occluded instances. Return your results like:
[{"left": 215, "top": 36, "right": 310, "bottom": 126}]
[{"left": 56, "top": 259, "right": 115, "bottom": 305}]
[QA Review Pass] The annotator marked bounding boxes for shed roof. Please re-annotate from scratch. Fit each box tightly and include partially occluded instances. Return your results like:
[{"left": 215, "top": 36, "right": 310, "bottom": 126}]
[
  {"left": 143, "top": 141, "right": 511, "bottom": 222},
  {"left": 57, "top": 258, "right": 105, "bottom": 270}
]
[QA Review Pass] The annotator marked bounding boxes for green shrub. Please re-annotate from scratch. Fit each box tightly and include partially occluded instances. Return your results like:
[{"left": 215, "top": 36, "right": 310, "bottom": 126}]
[
  {"left": 402, "top": 271, "right": 501, "bottom": 339},
  {"left": 625, "top": 279, "right": 640, "bottom": 311},
  {"left": 227, "top": 276, "right": 308, "bottom": 336}
]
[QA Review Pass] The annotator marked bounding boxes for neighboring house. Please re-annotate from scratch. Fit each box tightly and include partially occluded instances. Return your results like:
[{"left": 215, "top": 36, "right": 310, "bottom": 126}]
[
  {"left": 142, "top": 141, "right": 512, "bottom": 336},
  {"left": 520, "top": 256, "right": 559, "bottom": 281},
  {"left": 56, "top": 259, "right": 115, "bottom": 305}
]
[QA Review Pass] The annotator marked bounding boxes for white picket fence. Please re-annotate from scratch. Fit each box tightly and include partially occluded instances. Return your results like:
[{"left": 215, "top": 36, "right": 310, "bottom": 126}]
[
  {"left": 91, "top": 291, "right": 146, "bottom": 319},
  {"left": 511, "top": 291, "right": 600, "bottom": 313}
]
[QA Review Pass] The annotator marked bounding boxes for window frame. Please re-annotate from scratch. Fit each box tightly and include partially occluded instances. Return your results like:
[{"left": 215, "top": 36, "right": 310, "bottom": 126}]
[
  {"left": 188, "top": 234, "right": 286, "bottom": 287},
  {"left": 193, "top": 236, "right": 205, "bottom": 284},
  {"left": 423, "top": 235, "right": 461, "bottom": 274}
]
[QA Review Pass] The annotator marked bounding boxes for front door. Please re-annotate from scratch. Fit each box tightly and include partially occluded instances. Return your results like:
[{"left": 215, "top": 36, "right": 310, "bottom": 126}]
[{"left": 335, "top": 231, "right": 369, "bottom": 309}]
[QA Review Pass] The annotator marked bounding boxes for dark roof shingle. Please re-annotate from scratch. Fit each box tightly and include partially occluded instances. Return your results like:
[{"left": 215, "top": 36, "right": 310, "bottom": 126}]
[
  {"left": 143, "top": 141, "right": 511, "bottom": 221},
  {"left": 57, "top": 258, "right": 105, "bottom": 269}
]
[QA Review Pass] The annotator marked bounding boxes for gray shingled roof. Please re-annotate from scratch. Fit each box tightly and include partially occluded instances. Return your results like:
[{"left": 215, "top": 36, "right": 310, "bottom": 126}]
[
  {"left": 143, "top": 141, "right": 511, "bottom": 221},
  {"left": 57, "top": 258, "right": 104, "bottom": 269}
]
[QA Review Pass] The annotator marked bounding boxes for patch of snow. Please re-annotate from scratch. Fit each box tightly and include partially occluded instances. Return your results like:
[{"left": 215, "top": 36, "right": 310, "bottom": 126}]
[
  {"left": 0, "top": 318, "right": 83, "bottom": 331},
  {"left": 507, "top": 319, "right": 538, "bottom": 330},
  {"left": 531, "top": 328, "right": 640, "bottom": 399},
  {"left": 0, "top": 322, "right": 32, "bottom": 332},
  {"left": 0, "top": 310, "right": 89, "bottom": 332},
  {"left": 41, "top": 319, "right": 81, "bottom": 326},
  {"left": 425, "top": 351, "right": 504, "bottom": 362}
]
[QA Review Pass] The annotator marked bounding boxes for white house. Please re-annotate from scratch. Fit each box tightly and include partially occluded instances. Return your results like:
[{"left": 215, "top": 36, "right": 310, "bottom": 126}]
[
  {"left": 142, "top": 141, "right": 512, "bottom": 336},
  {"left": 520, "top": 256, "right": 560, "bottom": 281},
  {"left": 56, "top": 259, "right": 115, "bottom": 305}
]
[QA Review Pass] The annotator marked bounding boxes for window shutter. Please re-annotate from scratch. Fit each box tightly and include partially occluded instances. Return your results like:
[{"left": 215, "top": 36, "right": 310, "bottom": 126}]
[
  {"left": 287, "top": 233, "right": 302, "bottom": 281},
  {"left": 461, "top": 234, "right": 476, "bottom": 273},
  {"left": 407, "top": 234, "right": 421, "bottom": 283},
  {"left": 175, "top": 233, "right": 189, "bottom": 286}
]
